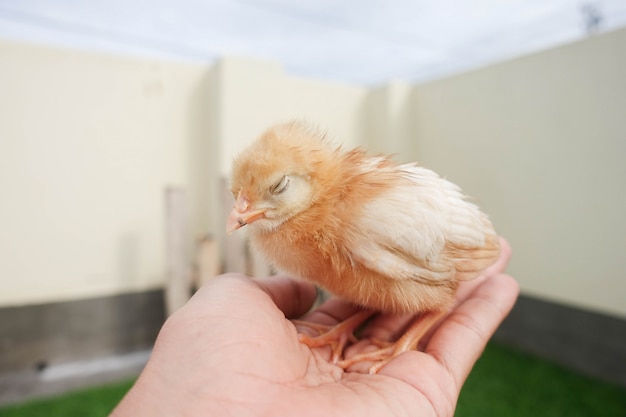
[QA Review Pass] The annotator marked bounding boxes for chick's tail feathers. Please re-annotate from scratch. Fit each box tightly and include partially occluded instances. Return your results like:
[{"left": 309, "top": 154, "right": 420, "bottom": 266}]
[{"left": 447, "top": 230, "right": 501, "bottom": 281}]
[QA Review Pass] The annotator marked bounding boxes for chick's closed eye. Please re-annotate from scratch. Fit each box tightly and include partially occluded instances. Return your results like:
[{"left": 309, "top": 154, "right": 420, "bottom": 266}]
[{"left": 270, "top": 176, "right": 289, "bottom": 195}]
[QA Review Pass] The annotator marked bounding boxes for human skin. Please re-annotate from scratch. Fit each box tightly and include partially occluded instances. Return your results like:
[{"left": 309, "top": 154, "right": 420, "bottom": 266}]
[{"left": 111, "top": 238, "right": 518, "bottom": 417}]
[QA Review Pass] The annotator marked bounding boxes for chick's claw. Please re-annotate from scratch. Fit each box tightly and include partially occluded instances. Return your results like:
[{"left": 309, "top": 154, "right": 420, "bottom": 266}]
[
  {"left": 297, "top": 329, "right": 354, "bottom": 365},
  {"left": 293, "top": 310, "right": 375, "bottom": 364}
]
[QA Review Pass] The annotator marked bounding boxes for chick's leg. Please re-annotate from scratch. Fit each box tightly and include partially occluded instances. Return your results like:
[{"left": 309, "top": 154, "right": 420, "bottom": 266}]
[
  {"left": 293, "top": 310, "right": 375, "bottom": 364},
  {"left": 338, "top": 310, "right": 445, "bottom": 374}
]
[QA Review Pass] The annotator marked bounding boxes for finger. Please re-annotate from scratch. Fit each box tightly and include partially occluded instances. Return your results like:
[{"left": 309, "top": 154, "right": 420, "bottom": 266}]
[
  {"left": 426, "top": 273, "right": 519, "bottom": 391},
  {"left": 253, "top": 275, "right": 318, "bottom": 319}
]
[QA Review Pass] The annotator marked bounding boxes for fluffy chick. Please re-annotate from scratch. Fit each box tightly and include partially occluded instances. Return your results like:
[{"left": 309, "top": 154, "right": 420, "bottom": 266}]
[{"left": 227, "top": 121, "right": 500, "bottom": 372}]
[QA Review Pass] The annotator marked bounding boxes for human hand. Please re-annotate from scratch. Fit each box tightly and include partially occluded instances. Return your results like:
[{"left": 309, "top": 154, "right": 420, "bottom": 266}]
[{"left": 111, "top": 238, "right": 518, "bottom": 417}]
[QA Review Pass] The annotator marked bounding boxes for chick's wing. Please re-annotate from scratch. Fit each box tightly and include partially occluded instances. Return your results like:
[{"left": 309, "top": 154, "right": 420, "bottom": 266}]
[{"left": 346, "top": 164, "right": 491, "bottom": 285}]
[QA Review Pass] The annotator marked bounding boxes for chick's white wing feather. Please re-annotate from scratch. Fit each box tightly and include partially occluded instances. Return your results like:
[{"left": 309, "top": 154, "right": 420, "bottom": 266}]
[{"left": 348, "top": 164, "right": 488, "bottom": 284}]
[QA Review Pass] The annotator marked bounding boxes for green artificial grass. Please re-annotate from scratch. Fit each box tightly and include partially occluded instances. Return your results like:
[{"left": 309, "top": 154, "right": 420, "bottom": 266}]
[
  {"left": 457, "top": 344, "right": 626, "bottom": 417},
  {"left": 1, "top": 343, "right": 625, "bottom": 416},
  {"left": 0, "top": 379, "right": 134, "bottom": 417}
]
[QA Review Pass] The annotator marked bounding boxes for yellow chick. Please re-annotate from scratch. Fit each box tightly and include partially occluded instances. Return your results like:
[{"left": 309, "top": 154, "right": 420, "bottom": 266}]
[{"left": 227, "top": 121, "right": 500, "bottom": 373}]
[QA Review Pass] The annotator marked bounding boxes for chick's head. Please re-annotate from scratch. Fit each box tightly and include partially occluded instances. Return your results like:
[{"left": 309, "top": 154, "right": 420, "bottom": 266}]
[{"left": 227, "top": 122, "right": 331, "bottom": 233}]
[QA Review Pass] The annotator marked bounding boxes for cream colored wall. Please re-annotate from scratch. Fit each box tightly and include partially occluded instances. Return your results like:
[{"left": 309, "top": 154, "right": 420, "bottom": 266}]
[
  {"left": 0, "top": 43, "right": 367, "bottom": 306},
  {"left": 213, "top": 56, "right": 367, "bottom": 177},
  {"left": 2, "top": 27, "right": 625, "bottom": 318},
  {"left": 363, "top": 80, "right": 416, "bottom": 161},
  {"left": 0, "top": 40, "right": 213, "bottom": 305},
  {"left": 410, "top": 29, "right": 626, "bottom": 317}
]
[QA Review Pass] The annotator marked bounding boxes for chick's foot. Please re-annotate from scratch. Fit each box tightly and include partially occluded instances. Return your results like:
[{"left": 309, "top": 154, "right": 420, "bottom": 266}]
[
  {"left": 338, "top": 310, "right": 445, "bottom": 374},
  {"left": 293, "top": 310, "right": 375, "bottom": 364}
]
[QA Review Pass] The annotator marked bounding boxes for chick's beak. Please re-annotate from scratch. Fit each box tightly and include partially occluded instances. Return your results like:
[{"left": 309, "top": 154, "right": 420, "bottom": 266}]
[{"left": 226, "top": 193, "right": 267, "bottom": 233}]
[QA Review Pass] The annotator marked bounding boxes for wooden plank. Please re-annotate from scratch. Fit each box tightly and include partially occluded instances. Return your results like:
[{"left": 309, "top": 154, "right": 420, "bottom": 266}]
[
  {"left": 164, "top": 187, "right": 191, "bottom": 316},
  {"left": 194, "top": 234, "right": 221, "bottom": 288}
]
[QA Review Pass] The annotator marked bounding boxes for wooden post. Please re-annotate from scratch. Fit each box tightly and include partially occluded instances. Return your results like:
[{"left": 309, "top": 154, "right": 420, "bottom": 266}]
[
  {"left": 165, "top": 187, "right": 191, "bottom": 316},
  {"left": 194, "top": 234, "right": 221, "bottom": 288}
]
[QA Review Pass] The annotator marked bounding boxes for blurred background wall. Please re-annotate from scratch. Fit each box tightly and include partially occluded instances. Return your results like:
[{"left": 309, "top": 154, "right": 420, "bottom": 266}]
[
  {"left": 0, "top": 26, "right": 624, "bottom": 401},
  {"left": 410, "top": 28, "right": 626, "bottom": 318},
  {"left": 0, "top": 39, "right": 211, "bottom": 305}
]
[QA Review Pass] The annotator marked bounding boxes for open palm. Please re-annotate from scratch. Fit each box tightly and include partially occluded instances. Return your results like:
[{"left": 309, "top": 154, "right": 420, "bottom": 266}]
[{"left": 112, "top": 239, "right": 517, "bottom": 417}]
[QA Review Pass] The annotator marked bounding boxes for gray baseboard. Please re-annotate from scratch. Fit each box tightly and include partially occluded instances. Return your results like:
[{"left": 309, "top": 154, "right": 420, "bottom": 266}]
[
  {"left": 0, "top": 349, "right": 150, "bottom": 406},
  {"left": 0, "top": 289, "right": 165, "bottom": 405},
  {"left": 493, "top": 294, "right": 626, "bottom": 388},
  {"left": 1, "top": 289, "right": 624, "bottom": 406}
]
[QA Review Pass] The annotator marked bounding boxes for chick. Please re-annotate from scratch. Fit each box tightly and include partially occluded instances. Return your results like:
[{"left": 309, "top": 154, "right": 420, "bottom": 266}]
[{"left": 227, "top": 121, "right": 500, "bottom": 373}]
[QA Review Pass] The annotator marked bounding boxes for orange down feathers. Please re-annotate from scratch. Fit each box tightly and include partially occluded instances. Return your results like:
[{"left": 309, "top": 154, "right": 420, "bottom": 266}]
[{"left": 228, "top": 121, "right": 500, "bottom": 315}]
